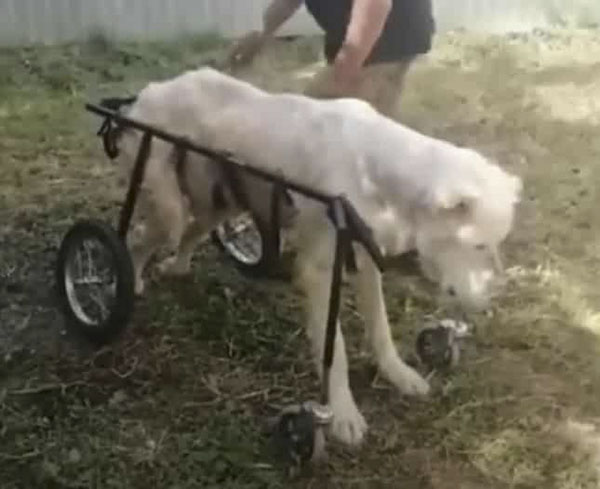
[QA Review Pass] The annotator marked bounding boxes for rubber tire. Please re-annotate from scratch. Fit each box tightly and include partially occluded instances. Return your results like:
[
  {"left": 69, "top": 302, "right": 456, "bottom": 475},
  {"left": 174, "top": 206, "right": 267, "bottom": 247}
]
[
  {"left": 55, "top": 219, "right": 135, "bottom": 346},
  {"left": 211, "top": 213, "right": 281, "bottom": 279}
]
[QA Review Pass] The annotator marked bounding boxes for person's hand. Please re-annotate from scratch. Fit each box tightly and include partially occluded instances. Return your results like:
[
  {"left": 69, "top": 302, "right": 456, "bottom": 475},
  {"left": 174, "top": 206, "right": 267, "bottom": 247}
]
[
  {"left": 332, "top": 43, "right": 364, "bottom": 94},
  {"left": 227, "top": 30, "right": 266, "bottom": 68}
]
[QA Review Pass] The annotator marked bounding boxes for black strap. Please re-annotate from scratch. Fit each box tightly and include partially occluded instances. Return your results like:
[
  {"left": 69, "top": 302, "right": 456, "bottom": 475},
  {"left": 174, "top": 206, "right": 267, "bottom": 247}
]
[
  {"left": 340, "top": 195, "right": 384, "bottom": 271},
  {"left": 325, "top": 196, "right": 384, "bottom": 274},
  {"left": 97, "top": 96, "right": 138, "bottom": 159},
  {"left": 220, "top": 160, "right": 250, "bottom": 210},
  {"left": 98, "top": 117, "right": 120, "bottom": 159},
  {"left": 270, "top": 184, "right": 283, "bottom": 256},
  {"left": 173, "top": 145, "right": 193, "bottom": 204},
  {"left": 320, "top": 198, "right": 350, "bottom": 405}
]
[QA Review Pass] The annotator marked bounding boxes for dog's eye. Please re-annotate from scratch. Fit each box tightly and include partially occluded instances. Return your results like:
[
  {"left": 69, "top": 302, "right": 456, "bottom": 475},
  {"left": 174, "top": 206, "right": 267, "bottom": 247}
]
[{"left": 475, "top": 244, "right": 487, "bottom": 251}]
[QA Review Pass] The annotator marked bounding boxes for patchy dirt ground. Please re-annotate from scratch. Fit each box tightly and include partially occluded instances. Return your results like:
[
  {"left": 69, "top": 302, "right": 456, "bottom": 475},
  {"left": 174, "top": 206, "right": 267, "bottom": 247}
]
[{"left": 1, "top": 28, "right": 600, "bottom": 488}]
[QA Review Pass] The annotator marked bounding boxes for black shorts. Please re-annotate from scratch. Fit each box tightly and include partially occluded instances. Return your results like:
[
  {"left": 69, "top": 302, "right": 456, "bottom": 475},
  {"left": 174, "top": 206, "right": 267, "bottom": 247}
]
[{"left": 306, "top": 0, "right": 435, "bottom": 65}]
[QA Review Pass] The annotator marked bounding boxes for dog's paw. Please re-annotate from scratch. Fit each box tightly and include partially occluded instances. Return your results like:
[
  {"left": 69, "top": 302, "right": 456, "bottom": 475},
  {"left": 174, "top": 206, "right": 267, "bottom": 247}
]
[
  {"left": 394, "top": 363, "right": 430, "bottom": 396},
  {"left": 380, "top": 357, "right": 430, "bottom": 396},
  {"left": 328, "top": 393, "right": 367, "bottom": 446},
  {"left": 157, "top": 256, "right": 191, "bottom": 277}
]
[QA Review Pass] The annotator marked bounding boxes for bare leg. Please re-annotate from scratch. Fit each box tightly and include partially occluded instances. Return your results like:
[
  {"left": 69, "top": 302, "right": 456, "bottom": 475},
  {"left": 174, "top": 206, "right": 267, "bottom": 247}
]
[
  {"left": 303, "top": 66, "right": 345, "bottom": 99},
  {"left": 304, "top": 58, "right": 415, "bottom": 119},
  {"left": 352, "top": 249, "right": 430, "bottom": 396},
  {"left": 375, "top": 60, "right": 413, "bottom": 117},
  {"left": 352, "top": 59, "right": 414, "bottom": 118}
]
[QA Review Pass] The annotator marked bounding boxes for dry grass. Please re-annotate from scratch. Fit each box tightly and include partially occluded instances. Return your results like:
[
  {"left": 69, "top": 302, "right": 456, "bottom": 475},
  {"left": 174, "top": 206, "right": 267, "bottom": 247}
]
[{"left": 1, "top": 27, "right": 600, "bottom": 488}]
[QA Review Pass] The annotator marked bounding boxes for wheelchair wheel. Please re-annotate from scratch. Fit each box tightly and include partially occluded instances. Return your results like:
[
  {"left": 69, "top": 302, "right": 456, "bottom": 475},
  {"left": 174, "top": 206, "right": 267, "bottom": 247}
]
[
  {"left": 55, "top": 219, "right": 135, "bottom": 346},
  {"left": 211, "top": 212, "right": 281, "bottom": 278}
]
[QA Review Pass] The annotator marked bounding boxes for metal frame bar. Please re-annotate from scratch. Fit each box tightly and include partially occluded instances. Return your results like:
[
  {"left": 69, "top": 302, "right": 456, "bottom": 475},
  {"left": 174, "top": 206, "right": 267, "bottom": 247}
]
[
  {"left": 87, "top": 103, "right": 335, "bottom": 205},
  {"left": 118, "top": 131, "right": 152, "bottom": 239},
  {"left": 86, "top": 101, "right": 386, "bottom": 408}
]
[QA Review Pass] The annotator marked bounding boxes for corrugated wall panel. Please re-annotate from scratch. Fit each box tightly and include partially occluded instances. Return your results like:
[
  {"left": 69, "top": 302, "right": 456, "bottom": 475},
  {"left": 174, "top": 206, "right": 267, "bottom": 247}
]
[{"left": 0, "top": 0, "right": 599, "bottom": 47}]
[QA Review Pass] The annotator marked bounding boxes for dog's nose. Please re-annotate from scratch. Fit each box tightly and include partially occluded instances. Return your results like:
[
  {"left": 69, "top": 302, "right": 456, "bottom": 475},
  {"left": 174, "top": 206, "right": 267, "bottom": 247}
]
[{"left": 447, "top": 286, "right": 456, "bottom": 297}]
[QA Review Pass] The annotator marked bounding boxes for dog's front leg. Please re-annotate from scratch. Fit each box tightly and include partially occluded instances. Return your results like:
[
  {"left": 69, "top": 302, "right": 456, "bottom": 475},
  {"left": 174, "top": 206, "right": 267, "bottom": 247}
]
[
  {"left": 352, "top": 248, "right": 430, "bottom": 396},
  {"left": 295, "top": 249, "right": 367, "bottom": 446}
]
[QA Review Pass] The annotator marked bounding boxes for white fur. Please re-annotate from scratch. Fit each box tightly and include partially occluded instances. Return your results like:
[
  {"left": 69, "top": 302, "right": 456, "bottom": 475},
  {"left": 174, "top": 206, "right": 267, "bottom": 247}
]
[{"left": 114, "top": 67, "right": 522, "bottom": 446}]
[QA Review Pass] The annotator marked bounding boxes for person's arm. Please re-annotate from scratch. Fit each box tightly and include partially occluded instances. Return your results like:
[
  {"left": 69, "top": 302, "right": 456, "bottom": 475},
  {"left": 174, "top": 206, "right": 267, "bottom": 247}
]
[
  {"left": 332, "top": 0, "right": 392, "bottom": 90},
  {"left": 342, "top": 0, "right": 392, "bottom": 66},
  {"left": 262, "top": 0, "right": 304, "bottom": 37},
  {"left": 228, "top": 0, "right": 303, "bottom": 67}
]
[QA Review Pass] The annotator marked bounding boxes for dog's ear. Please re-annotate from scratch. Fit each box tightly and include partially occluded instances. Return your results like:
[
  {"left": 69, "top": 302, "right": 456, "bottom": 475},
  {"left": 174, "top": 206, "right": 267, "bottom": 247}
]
[
  {"left": 486, "top": 156, "right": 522, "bottom": 205},
  {"left": 507, "top": 173, "right": 523, "bottom": 204},
  {"left": 428, "top": 182, "right": 481, "bottom": 215}
]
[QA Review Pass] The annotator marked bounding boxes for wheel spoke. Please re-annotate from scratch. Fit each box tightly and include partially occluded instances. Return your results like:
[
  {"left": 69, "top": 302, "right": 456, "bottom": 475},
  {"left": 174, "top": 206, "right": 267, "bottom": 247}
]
[
  {"left": 65, "top": 236, "right": 118, "bottom": 326},
  {"left": 89, "top": 286, "right": 110, "bottom": 321},
  {"left": 73, "top": 277, "right": 104, "bottom": 285},
  {"left": 75, "top": 249, "right": 84, "bottom": 280}
]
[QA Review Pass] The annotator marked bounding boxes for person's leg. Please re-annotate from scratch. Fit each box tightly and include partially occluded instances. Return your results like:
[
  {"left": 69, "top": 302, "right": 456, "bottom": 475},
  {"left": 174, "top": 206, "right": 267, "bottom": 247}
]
[
  {"left": 302, "top": 64, "right": 345, "bottom": 99},
  {"left": 353, "top": 57, "right": 415, "bottom": 118},
  {"left": 303, "top": 57, "right": 416, "bottom": 118}
]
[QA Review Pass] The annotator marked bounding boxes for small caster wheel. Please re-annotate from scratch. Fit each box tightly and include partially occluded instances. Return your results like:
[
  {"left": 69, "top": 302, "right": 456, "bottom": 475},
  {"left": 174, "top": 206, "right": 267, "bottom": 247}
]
[
  {"left": 212, "top": 212, "right": 282, "bottom": 278},
  {"left": 416, "top": 319, "right": 470, "bottom": 371},
  {"left": 269, "top": 401, "right": 333, "bottom": 475},
  {"left": 55, "top": 219, "right": 135, "bottom": 346}
]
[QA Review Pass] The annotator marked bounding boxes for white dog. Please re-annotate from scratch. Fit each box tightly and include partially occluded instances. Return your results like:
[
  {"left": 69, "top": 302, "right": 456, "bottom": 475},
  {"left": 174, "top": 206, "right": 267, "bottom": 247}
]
[{"left": 112, "top": 67, "right": 522, "bottom": 446}]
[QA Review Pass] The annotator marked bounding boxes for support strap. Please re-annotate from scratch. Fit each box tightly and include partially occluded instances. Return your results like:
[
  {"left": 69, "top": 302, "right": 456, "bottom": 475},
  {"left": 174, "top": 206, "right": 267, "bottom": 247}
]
[
  {"left": 173, "top": 144, "right": 193, "bottom": 206},
  {"left": 319, "top": 195, "right": 386, "bottom": 407},
  {"left": 320, "top": 198, "right": 350, "bottom": 406},
  {"left": 97, "top": 96, "right": 138, "bottom": 160},
  {"left": 97, "top": 117, "right": 121, "bottom": 159},
  {"left": 220, "top": 160, "right": 251, "bottom": 211},
  {"left": 270, "top": 183, "right": 284, "bottom": 257}
]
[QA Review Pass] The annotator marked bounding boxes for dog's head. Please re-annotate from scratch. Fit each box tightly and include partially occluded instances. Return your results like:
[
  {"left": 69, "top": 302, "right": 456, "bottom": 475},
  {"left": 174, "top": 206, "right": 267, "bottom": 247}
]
[{"left": 415, "top": 148, "right": 522, "bottom": 311}]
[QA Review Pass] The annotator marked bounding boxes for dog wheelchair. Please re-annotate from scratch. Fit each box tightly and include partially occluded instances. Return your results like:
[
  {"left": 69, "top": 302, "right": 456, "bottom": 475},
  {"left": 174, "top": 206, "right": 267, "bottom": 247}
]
[{"left": 54, "top": 100, "right": 468, "bottom": 472}]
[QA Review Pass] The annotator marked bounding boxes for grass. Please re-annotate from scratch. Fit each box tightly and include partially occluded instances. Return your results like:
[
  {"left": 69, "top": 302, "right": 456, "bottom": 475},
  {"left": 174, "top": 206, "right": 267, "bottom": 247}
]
[{"left": 1, "top": 27, "right": 600, "bottom": 488}]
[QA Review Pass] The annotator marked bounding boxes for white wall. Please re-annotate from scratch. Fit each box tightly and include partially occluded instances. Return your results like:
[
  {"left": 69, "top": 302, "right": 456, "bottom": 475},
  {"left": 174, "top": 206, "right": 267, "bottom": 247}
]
[
  {"left": 434, "top": 0, "right": 600, "bottom": 33},
  {"left": 0, "top": 0, "right": 322, "bottom": 46},
  {"left": 0, "top": 0, "right": 599, "bottom": 47}
]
